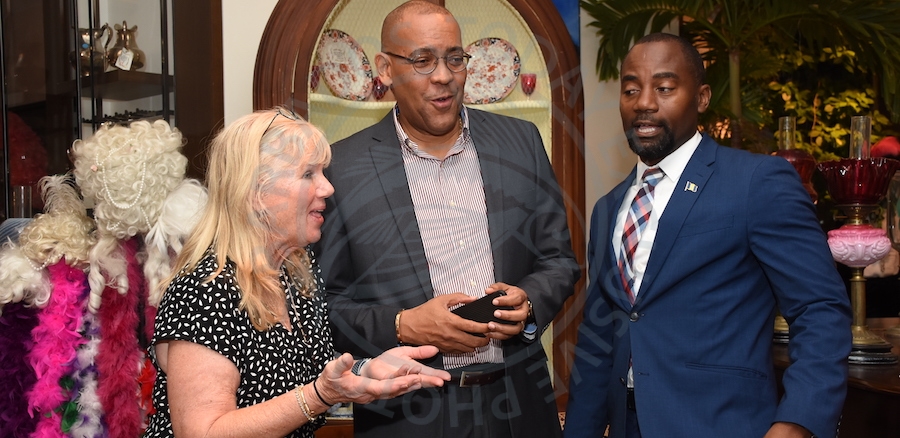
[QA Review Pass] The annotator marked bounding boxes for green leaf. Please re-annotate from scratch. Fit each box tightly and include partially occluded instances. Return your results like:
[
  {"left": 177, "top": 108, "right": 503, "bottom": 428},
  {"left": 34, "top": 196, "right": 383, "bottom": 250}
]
[{"left": 581, "top": 0, "right": 900, "bottom": 152}]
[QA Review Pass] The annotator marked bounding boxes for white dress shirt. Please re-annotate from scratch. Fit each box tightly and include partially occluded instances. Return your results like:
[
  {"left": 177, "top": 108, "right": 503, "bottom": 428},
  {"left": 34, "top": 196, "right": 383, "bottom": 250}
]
[
  {"left": 613, "top": 131, "right": 702, "bottom": 299},
  {"left": 392, "top": 107, "right": 503, "bottom": 367},
  {"left": 615, "top": 131, "right": 701, "bottom": 387}
]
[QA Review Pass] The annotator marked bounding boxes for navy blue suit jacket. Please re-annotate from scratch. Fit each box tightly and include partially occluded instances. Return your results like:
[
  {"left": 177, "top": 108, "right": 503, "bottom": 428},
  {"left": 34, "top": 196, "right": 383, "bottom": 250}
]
[{"left": 565, "top": 135, "right": 851, "bottom": 438}]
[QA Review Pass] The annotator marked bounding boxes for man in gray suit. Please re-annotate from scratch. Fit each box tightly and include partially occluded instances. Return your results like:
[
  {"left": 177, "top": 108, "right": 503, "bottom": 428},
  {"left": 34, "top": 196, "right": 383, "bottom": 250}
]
[{"left": 315, "top": 1, "right": 579, "bottom": 437}]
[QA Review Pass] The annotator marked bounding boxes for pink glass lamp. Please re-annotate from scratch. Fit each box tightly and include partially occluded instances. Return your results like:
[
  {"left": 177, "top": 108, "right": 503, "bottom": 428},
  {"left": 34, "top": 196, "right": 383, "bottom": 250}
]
[
  {"left": 819, "top": 115, "right": 900, "bottom": 364},
  {"left": 772, "top": 116, "right": 818, "bottom": 203},
  {"left": 771, "top": 116, "right": 817, "bottom": 343}
]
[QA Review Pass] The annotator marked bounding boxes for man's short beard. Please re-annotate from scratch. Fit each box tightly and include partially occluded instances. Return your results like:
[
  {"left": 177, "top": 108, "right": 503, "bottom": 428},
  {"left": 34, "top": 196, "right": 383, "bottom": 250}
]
[{"left": 625, "top": 123, "right": 677, "bottom": 164}]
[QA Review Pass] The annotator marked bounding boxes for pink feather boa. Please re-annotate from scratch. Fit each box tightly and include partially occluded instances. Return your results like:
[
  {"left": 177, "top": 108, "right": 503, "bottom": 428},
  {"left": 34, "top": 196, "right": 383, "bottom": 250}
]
[
  {"left": 96, "top": 237, "right": 145, "bottom": 438},
  {"left": 26, "top": 261, "right": 88, "bottom": 438}
]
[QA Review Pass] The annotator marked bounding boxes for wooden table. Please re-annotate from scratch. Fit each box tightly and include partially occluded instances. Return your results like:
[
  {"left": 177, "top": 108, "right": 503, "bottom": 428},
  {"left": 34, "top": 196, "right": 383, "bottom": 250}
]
[
  {"left": 314, "top": 418, "right": 352, "bottom": 438},
  {"left": 773, "top": 321, "right": 900, "bottom": 437}
]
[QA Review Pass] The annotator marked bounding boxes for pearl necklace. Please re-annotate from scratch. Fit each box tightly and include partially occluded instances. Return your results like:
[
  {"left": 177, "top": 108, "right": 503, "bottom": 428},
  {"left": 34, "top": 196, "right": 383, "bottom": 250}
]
[
  {"left": 27, "top": 254, "right": 56, "bottom": 272},
  {"left": 90, "top": 139, "right": 152, "bottom": 231}
]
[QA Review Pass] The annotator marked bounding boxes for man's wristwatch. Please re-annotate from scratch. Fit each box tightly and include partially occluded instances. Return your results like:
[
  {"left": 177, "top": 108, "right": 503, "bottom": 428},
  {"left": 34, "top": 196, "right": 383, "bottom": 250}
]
[{"left": 521, "top": 299, "right": 538, "bottom": 342}]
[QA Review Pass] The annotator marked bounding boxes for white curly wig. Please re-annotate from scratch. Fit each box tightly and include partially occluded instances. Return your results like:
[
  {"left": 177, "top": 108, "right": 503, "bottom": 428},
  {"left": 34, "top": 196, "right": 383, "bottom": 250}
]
[
  {"left": 144, "top": 178, "right": 208, "bottom": 306},
  {"left": 71, "top": 120, "right": 188, "bottom": 310},
  {"left": 0, "top": 175, "right": 93, "bottom": 314},
  {"left": 0, "top": 243, "right": 50, "bottom": 315},
  {"left": 72, "top": 120, "right": 186, "bottom": 239}
]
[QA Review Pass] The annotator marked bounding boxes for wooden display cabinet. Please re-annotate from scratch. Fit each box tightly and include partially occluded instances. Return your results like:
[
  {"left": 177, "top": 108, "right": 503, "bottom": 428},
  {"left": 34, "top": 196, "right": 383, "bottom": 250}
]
[{"left": 1, "top": 0, "right": 223, "bottom": 219}]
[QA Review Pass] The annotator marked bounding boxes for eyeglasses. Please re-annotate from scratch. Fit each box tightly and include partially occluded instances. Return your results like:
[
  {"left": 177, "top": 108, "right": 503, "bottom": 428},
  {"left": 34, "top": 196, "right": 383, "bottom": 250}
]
[
  {"left": 383, "top": 51, "right": 472, "bottom": 75},
  {"left": 265, "top": 107, "right": 300, "bottom": 132}
]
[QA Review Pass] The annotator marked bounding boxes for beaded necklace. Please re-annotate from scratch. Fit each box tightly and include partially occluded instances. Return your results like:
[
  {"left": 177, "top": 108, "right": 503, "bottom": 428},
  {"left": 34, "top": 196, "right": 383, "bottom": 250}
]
[
  {"left": 27, "top": 255, "right": 56, "bottom": 272},
  {"left": 90, "top": 139, "right": 152, "bottom": 232}
]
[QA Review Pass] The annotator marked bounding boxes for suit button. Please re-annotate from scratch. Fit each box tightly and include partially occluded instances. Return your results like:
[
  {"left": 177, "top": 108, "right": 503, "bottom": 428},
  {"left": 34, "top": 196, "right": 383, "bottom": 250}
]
[{"left": 630, "top": 312, "right": 639, "bottom": 321}]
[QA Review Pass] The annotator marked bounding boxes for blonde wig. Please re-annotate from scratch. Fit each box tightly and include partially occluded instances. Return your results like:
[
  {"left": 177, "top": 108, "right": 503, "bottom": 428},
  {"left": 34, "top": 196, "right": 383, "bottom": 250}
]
[
  {"left": 18, "top": 175, "right": 96, "bottom": 268},
  {"left": 0, "top": 174, "right": 93, "bottom": 313},
  {"left": 71, "top": 120, "right": 187, "bottom": 310},
  {"left": 166, "top": 107, "right": 331, "bottom": 330}
]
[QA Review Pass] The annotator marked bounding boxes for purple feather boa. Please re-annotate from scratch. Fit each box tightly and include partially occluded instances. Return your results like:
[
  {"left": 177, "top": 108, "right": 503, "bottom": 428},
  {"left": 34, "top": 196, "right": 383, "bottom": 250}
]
[{"left": 0, "top": 302, "right": 40, "bottom": 437}]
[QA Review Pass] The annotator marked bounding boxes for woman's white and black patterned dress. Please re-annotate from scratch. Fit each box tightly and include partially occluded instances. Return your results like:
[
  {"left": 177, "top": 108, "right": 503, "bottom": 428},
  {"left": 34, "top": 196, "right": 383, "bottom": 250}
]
[{"left": 144, "top": 249, "right": 333, "bottom": 438}]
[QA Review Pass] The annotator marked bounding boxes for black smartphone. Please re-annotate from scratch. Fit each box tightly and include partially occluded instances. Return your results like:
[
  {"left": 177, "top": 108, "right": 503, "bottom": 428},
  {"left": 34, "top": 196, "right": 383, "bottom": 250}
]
[{"left": 452, "top": 291, "right": 515, "bottom": 336}]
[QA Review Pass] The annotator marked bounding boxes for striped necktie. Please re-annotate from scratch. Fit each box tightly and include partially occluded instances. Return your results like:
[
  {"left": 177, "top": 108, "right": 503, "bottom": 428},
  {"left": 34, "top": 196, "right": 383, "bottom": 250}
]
[{"left": 618, "top": 167, "right": 665, "bottom": 304}]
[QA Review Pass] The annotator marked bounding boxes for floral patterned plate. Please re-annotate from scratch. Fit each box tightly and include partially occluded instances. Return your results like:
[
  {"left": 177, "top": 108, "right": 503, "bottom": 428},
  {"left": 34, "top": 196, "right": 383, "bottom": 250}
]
[
  {"left": 464, "top": 37, "right": 521, "bottom": 104},
  {"left": 316, "top": 29, "right": 373, "bottom": 101}
]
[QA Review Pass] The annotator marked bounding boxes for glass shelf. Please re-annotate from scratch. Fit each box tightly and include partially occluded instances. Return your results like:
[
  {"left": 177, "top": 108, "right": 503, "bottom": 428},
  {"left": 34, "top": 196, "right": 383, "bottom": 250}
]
[{"left": 75, "top": 70, "right": 174, "bottom": 101}]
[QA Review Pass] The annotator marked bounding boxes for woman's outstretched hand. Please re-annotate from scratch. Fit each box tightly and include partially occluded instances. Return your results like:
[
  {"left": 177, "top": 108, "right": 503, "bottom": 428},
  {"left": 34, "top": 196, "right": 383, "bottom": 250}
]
[
  {"left": 316, "top": 346, "right": 450, "bottom": 405},
  {"left": 363, "top": 345, "right": 451, "bottom": 383}
]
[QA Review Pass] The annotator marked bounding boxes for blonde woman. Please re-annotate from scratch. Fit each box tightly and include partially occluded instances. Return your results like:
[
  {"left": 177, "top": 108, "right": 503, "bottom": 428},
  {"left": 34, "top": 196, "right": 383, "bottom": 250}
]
[{"left": 144, "top": 108, "right": 449, "bottom": 438}]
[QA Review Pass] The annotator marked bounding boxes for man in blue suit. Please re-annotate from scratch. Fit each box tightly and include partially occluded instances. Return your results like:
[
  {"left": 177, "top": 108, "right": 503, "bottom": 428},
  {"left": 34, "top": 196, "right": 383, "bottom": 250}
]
[{"left": 564, "top": 33, "right": 851, "bottom": 438}]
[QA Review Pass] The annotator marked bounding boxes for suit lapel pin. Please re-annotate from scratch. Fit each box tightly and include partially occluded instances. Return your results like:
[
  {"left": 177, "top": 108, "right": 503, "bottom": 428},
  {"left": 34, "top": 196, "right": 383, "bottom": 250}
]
[{"left": 684, "top": 181, "right": 698, "bottom": 192}]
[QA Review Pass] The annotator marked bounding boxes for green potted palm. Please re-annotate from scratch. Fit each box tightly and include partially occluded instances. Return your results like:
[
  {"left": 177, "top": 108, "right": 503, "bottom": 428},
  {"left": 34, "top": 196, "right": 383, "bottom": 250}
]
[{"left": 581, "top": 0, "right": 900, "bottom": 152}]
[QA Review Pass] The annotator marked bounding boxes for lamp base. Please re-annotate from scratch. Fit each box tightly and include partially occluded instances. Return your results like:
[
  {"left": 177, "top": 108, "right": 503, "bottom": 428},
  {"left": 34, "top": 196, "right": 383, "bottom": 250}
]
[
  {"left": 773, "top": 315, "right": 789, "bottom": 344},
  {"left": 849, "top": 325, "right": 898, "bottom": 365},
  {"left": 772, "top": 331, "right": 790, "bottom": 344},
  {"left": 849, "top": 347, "right": 898, "bottom": 365}
]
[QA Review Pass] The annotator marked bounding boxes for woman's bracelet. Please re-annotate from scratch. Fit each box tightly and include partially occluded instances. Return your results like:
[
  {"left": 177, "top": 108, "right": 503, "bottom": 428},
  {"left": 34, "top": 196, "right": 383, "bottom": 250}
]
[
  {"left": 294, "top": 386, "right": 316, "bottom": 422},
  {"left": 312, "top": 378, "right": 334, "bottom": 407},
  {"left": 351, "top": 358, "right": 372, "bottom": 377},
  {"left": 395, "top": 309, "right": 404, "bottom": 344}
]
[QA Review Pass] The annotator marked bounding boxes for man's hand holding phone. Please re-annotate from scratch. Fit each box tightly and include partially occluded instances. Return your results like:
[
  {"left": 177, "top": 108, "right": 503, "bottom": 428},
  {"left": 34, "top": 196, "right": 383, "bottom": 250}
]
[
  {"left": 482, "top": 283, "right": 532, "bottom": 340},
  {"left": 397, "top": 293, "right": 491, "bottom": 354},
  {"left": 451, "top": 291, "right": 515, "bottom": 336}
]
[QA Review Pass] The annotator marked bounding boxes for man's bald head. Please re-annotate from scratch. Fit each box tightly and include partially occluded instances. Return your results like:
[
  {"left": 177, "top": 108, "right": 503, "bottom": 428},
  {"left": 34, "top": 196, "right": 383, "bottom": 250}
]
[{"left": 381, "top": 1, "right": 456, "bottom": 50}]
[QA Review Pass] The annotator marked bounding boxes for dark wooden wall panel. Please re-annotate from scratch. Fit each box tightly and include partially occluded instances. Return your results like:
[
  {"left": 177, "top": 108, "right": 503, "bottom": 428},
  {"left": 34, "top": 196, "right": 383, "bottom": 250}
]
[{"left": 173, "top": 0, "right": 224, "bottom": 179}]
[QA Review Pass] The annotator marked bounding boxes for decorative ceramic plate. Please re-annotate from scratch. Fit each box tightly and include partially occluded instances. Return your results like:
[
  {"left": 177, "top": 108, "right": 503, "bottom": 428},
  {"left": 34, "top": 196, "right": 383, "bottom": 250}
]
[
  {"left": 464, "top": 37, "right": 521, "bottom": 104},
  {"left": 316, "top": 29, "right": 373, "bottom": 101}
]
